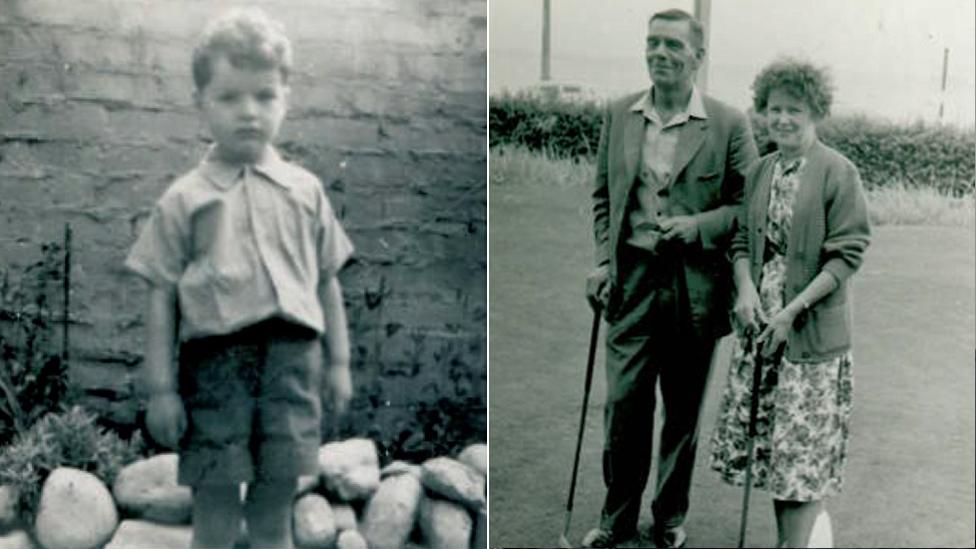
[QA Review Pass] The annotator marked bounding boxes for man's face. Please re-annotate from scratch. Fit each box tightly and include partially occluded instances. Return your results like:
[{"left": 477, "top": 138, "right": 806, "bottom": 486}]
[
  {"left": 196, "top": 55, "right": 288, "bottom": 164},
  {"left": 645, "top": 18, "right": 702, "bottom": 89}
]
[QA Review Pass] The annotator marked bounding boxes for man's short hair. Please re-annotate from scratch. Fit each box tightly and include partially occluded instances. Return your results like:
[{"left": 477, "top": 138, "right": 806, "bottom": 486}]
[
  {"left": 648, "top": 9, "right": 704, "bottom": 50},
  {"left": 192, "top": 7, "right": 293, "bottom": 90}
]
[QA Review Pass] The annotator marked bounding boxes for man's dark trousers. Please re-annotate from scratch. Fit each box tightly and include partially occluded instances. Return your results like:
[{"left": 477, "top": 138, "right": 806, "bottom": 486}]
[{"left": 599, "top": 242, "right": 719, "bottom": 536}]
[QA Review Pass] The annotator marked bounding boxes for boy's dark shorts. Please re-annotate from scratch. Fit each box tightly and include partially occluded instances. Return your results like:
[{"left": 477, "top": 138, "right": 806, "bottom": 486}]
[{"left": 176, "top": 318, "right": 322, "bottom": 487}]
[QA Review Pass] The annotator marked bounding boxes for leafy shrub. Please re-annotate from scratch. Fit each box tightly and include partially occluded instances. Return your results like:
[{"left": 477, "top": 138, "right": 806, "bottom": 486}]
[
  {"left": 0, "top": 242, "right": 73, "bottom": 447},
  {"left": 490, "top": 94, "right": 976, "bottom": 196},
  {"left": 0, "top": 406, "right": 145, "bottom": 524},
  {"left": 490, "top": 93, "right": 603, "bottom": 158}
]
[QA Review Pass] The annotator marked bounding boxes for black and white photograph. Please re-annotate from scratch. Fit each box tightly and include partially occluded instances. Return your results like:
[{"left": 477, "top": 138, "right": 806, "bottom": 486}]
[
  {"left": 489, "top": 0, "right": 974, "bottom": 547},
  {"left": 1, "top": 1, "right": 485, "bottom": 548}
]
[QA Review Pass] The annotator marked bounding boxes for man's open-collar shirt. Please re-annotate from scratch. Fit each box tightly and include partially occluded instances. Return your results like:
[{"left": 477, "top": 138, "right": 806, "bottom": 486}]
[{"left": 626, "top": 85, "right": 708, "bottom": 251}]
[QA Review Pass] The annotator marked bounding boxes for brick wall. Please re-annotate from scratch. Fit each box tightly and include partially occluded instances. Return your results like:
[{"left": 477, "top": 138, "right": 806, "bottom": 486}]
[{"left": 0, "top": 0, "right": 486, "bottom": 448}]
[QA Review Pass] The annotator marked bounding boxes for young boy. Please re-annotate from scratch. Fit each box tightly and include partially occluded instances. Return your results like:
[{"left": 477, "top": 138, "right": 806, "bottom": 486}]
[{"left": 125, "top": 8, "right": 353, "bottom": 548}]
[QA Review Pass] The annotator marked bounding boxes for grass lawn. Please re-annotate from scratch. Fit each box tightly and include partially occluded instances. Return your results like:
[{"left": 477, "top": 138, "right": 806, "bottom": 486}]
[{"left": 488, "top": 150, "right": 975, "bottom": 547}]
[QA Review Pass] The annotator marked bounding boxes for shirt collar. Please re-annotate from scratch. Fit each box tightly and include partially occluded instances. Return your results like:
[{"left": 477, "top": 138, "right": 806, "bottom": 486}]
[
  {"left": 199, "top": 145, "right": 293, "bottom": 190},
  {"left": 629, "top": 85, "right": 708, "bottom": 123}
]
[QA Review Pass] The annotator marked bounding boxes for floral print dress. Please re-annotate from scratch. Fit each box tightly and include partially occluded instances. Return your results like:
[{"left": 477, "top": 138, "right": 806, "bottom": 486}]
[{"left": 709, "top": 156, "right": 854, "bottom": 502}]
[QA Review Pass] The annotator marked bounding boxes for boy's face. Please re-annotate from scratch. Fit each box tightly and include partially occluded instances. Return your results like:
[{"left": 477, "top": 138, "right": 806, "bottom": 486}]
[{"left": 196, "top": 55, "right": 288, "bottom": 164}]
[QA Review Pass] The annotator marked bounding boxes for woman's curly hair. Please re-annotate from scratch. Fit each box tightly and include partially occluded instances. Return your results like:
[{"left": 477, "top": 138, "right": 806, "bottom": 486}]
[{"left": 752, "top": 58, "right": 834, "bottom": 119}]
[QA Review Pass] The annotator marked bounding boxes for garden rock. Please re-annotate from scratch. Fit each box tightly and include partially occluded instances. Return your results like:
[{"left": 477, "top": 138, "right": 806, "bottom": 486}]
[
  {"left": 293, "top": 493, "right": 337, "bottom": 548},
  {"left": 35, "top": 467, "right": 118, "bottom": 549},
  {"left": 104, "top": 520, "right": 192, "bottom": 549},
  {"left": 0, "top": 530, "right": 33, "bottom": 549},
  {"left": 335, "top": 529, "right": 367, "bottom": 549},
  {"left": 0, "top": 486, "right": 18, "bottom": 530},
  {"left": 457, "top": 444, "right": 487, "bottom": 477},
  {"left": 319, "top": 438, "right": 380, "bottom": 501},
  {"left": 332, "top": 504, "right": 358, "bottom": 532},
  {"left": 420, "top": 457, "right": 486, "bottom": 511},
  {"left": 362, "top": 474, "right": 423, "bottom": 549},
  {"left": 380, "top": 460, "right": 422, "bottom": 479},
  {"left": 296, "top": 475, "right": 319, "bottom": 496},
  {"left": 419, "top": 497, "right": 473, "bottom": 549},
  {"left": 112, "top": 453, "right": 192, "bottom": 524}
]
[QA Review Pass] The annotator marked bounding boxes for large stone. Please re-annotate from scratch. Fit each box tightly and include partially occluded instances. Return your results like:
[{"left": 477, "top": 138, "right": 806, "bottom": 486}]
[
  {"left": 418, "top": 497, "right": 473, "bottom": 549},
  {"left": 318, "top": 439, "right": 380, "bottom": 501},
  {"left": 0, "top": 485, "right": 19, "bottom": 530},
  {"left": 420, "top": 457, "right": 486, "bottom": 512},
  {"left": 380, "top": 460, "right": 422, "bottom": 479},
  {"left": 332, "top": 504, "right": 358, "bottom": 532},
  {"left": 335, "top": 530, "right": 367, "bottom": 549},
  {"left": 362, "top": 474, "right": 423, "bottom": 549},
  {"left": 457, "top": 444, "right": 487, "bottom": 477},
  {"left": 35, "top": 467, "right": 118, "bottom": 549},
  {"left": 293, "top": 493, "right": 337, "bottom": 549},
  {"left": 112, "top": 453, "right": 192, "bottom": 524},
  {"left": 104, "top": 520, "right": 192, "bottom": 549},
  {"left": 0, "top": 530, "right": 33, "bottom": 549}
]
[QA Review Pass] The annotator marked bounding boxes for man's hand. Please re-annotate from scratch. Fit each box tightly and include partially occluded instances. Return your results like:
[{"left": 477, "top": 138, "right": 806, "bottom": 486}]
[
  {"left": 585, "top": 265, "right": 610, "bottom": 313},
  {"left": 146, "top": 392, "right": 186, "bottom": 449},
  {"left": 659, "top": 215, "right": 699, "bottom": 244},
  {"left": 322, "top": 365, "right": 352, "bottom": 416}
]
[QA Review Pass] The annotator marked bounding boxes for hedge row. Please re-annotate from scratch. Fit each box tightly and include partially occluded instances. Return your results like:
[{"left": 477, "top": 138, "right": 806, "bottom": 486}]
[{"left": 489, "top": 94, "right": 976, "bottom": 196}]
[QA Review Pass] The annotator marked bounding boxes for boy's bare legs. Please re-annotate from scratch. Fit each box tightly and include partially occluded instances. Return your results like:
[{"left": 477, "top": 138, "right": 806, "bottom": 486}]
[
  {"left": 245, "top": 477, "right": 297, "bottom": 549},
  {"left": 192, "top": 484, "right": 242, "bottom": 549}
]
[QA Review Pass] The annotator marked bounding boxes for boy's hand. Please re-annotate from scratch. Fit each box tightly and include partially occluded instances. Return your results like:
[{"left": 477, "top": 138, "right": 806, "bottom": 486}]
[
  {"left": 146, "top": 392, "right": 186, "bottom": 449},
  {"left": 322, "top": 365, "right": 352, "bottom": 416}
]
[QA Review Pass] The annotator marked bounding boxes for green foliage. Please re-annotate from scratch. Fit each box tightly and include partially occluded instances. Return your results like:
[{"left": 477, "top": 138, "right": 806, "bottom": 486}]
[
  {"left": 490, "top": 94, "right": 976, "bottom": 196},
  {"left": 0, "top": 242, "right": 72, "bottom": 447},
  {"left": 0, "top": 406, "right": 145, "bottom": 524},
  {"left": 490, "top": 93, "right": 603, "bottom": 158}
]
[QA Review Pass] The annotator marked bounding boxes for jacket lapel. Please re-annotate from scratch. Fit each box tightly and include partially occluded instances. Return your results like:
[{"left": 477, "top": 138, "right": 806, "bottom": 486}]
[
  {"left": 672, "top": 117, "right": 708, "bottom": 180},
  {"left": 621, "top": 109, "right": 645, "bottom": 187}
]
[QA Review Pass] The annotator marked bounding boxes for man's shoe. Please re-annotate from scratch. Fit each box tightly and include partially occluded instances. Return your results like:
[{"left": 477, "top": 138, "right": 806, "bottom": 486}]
[
  {"left": 581, "top": 527, "right": 635, "bottom": 548},
  {"left": 653, "top": 525, "right": 687, "bottom": 548}
]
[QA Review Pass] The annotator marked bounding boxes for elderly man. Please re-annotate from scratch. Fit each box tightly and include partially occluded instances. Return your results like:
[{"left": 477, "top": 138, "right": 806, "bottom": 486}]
[{"left": 583, "top": 8, "right": 758, "bottom": 548}]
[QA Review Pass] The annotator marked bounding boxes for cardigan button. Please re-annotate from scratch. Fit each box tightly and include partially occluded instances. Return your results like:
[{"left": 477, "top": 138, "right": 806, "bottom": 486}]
[{"left": 801, "top": 351, "right": 810, "bottom": 358}]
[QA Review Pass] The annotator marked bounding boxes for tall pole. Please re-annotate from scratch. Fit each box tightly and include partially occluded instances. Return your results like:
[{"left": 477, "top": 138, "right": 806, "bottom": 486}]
[
  {"left": 541, "top": 0, "right": 551, "bottom": 81},
  {"left": 938, "top": 47, "right": 949, "bottom": 124},
  {"left": 694, "top": 0, "right": 711, "bottom": 92}
]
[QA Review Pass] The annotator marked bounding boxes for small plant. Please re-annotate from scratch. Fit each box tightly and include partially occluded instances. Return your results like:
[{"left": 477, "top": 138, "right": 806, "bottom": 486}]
[
  {"left": 0, "top": 405, "right": 145, "bottom": 524},
  {"left": 0, "top": 241, "right": 72, "bottom": 447}
]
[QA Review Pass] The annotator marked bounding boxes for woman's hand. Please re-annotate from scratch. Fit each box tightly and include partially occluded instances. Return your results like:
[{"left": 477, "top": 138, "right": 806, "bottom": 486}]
[
  {"left": 733, "top": 281, "right": 764, "bottom": 336},
  {"left": 757, "top": 308, "right": 796, "bottom": 358}
]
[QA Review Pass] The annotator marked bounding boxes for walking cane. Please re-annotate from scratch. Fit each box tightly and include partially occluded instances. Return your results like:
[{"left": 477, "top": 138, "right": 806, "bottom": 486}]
[
  {"left": 737, "top": 327, "right": 764, "bottom": 549},
  {"left": 559, "top": 308, "right": 602, "bottom": 548}
]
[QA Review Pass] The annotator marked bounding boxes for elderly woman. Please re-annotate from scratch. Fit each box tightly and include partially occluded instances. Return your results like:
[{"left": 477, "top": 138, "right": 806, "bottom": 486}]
[{"left": 709, "top": 59, "right": 870, "bottom": 548}]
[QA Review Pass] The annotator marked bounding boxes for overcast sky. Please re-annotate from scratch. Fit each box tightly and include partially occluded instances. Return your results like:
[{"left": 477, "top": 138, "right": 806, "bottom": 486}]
[{"left": 490, "top": 0, "right": 976, "bottom": 125}]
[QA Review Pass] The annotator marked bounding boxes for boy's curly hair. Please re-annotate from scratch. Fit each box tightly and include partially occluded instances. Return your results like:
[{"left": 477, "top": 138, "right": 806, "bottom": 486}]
[
  {"left": 192, "top": 7, "right": 292, "bottom": 90},
  {"left": 752, "top": 58, "right": 833, "bottom": 119}
]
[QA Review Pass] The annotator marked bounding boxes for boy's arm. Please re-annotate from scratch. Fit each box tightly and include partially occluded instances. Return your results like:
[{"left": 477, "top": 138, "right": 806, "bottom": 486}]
[
  {"left": 143, "top": 283, "right": 186, "bottom": 448},
  {"left": 319, "top": 275, "right": 352, "bottom": 415}
]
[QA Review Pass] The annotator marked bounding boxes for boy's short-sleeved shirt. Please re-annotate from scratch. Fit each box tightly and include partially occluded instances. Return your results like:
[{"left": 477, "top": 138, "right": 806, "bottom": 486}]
[{"left": 125, "top": 146, "right": 353, "bottom": 341}]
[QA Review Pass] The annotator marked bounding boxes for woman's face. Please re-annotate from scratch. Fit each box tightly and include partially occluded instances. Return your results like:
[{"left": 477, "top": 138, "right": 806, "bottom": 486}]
[{"left": 765, "top": 88, "right": 817, "bottom": 152}]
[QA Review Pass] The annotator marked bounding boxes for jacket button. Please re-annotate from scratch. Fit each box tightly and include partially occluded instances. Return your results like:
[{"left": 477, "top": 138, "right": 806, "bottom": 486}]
[{"left": 801, "top": 351, "right": 810, "bottom": 358}]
